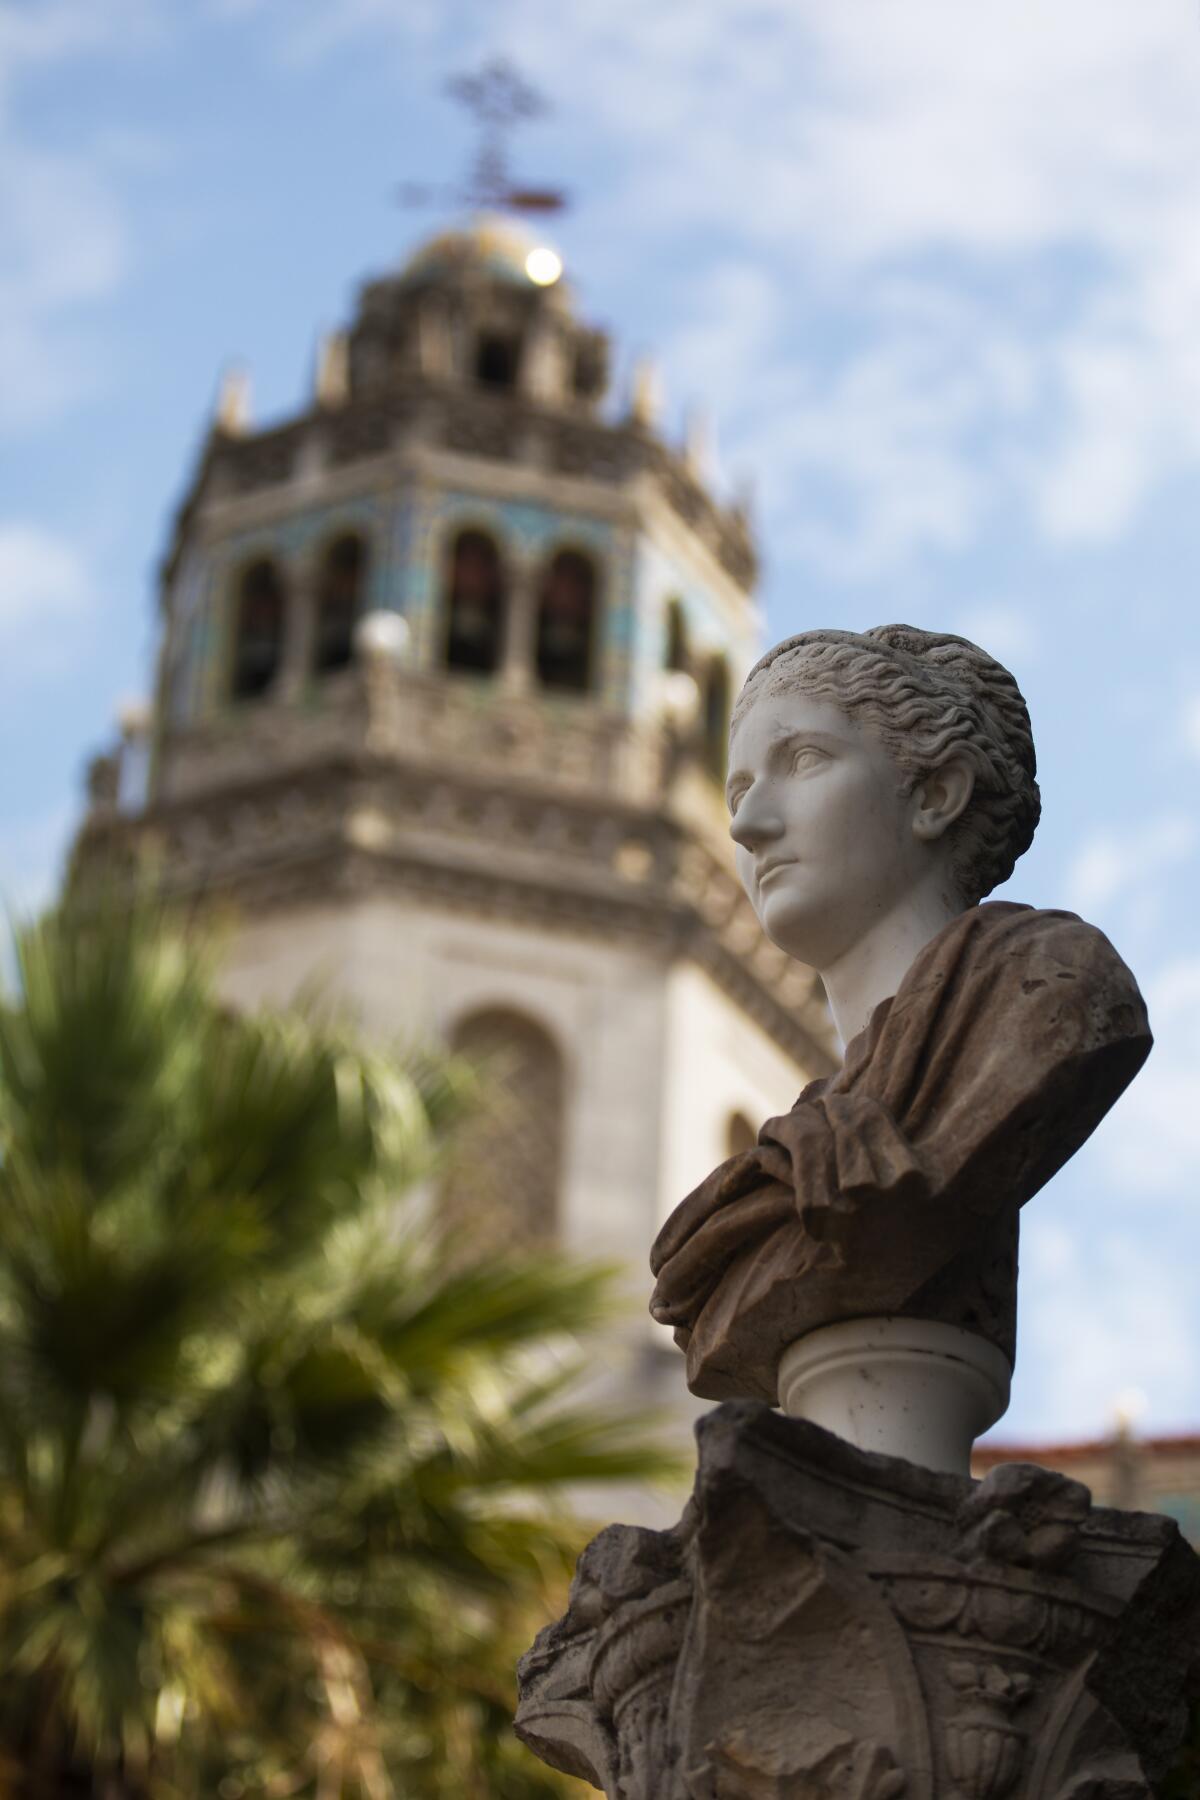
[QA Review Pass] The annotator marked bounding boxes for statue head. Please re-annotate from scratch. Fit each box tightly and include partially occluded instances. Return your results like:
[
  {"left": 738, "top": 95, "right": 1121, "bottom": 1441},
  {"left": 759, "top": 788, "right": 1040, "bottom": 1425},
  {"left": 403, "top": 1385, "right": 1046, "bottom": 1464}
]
[{"left": 726, "top": 625, "right": 1040, "bottom": 977}]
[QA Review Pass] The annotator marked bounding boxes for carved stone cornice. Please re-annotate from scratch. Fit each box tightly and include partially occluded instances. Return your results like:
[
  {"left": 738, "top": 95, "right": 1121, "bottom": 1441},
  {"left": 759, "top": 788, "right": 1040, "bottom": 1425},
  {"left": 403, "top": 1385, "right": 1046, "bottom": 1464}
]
[
  {"left": 153, "top": 672, "right": 667, "bottom": 808},
  {"left": 72, "top": 751, "right": 835, "bottom": 1075},
  {"left": 164, "top": 382, "right": 756, "bottom": 591}
]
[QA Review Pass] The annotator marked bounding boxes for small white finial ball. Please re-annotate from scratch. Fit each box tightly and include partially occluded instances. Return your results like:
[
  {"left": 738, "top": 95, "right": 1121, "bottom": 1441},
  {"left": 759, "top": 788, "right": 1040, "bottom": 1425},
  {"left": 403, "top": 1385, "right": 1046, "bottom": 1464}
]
[
  {"left": 661, "top": 669, "right": 701, "bottom": 727},
  {"left": 116, "top": 697, "right": 152, "bottom": 738},
  {"left": 1112, "top": 1385, "right": 1148, "bottom": 1434},
  {"left": 354, "top": 609, "right": 410, "bottom": 663}
]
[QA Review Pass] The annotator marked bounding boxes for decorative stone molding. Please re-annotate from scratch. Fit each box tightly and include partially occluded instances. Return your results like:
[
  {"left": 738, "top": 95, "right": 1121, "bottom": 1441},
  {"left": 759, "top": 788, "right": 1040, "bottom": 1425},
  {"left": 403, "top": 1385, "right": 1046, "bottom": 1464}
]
[
  {"left": 499, "top": 547, "right": 541, "bottom": 697},
  {"left": 85, "top": 752, "right": 120, "bottom": 817},
  {"left": 516, "top": 1404, "right": 1200, "bottom": 1799},
  {"left": 327, "top": 406, "right": 393, "bottom": 467},
  {"left": 276, "top": 557, "right": 319, "bottom": 701},
  {"left": 153, "top": 666, "right": 666, "bottom": 808},
  {"left": 181, "top": 386, "right": 755, "bottom": 590},
  {"left": 71, "top": 745, "right": 835, "bottom": 1074}
]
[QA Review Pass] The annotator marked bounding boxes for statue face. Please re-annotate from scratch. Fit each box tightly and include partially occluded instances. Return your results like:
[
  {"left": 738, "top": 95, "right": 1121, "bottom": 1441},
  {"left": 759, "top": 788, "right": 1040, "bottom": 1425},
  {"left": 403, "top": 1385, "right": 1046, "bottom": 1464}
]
[{"left": 726, "top": 689, "right": 936, "bottom": 973}]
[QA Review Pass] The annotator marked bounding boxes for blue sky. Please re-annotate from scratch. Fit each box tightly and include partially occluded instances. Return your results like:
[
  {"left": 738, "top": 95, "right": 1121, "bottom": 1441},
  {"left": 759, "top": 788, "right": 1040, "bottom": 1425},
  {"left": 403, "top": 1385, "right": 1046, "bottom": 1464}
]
[{"left": 2, "top": 0, "right": 1198, "bottom": 1443}]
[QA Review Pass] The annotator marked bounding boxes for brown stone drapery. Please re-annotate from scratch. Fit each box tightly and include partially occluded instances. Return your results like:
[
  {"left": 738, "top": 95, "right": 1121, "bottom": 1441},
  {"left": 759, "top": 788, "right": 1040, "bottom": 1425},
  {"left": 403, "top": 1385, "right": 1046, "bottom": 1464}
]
[{"left": 650, "top": 904, "right": 1152, "bottom": 1402}]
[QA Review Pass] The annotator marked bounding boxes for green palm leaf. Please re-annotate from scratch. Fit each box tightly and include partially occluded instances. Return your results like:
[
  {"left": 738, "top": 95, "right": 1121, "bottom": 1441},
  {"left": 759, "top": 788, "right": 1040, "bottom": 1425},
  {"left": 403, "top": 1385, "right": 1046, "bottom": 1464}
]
[{"left": 0, "top": 897, "right": 678, "bottom": 1798}]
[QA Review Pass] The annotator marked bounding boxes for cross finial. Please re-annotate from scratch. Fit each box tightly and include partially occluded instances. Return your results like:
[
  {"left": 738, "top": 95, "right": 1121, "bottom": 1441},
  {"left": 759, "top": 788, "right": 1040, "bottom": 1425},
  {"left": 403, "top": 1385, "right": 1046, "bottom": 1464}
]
[{"left": 398, "top": 57, "right": 567, "bottom": 216}]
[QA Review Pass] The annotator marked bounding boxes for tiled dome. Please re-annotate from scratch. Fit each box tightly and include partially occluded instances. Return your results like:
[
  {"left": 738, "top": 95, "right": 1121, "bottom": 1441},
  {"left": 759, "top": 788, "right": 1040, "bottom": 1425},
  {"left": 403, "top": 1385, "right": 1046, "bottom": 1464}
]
[{"left": 399, "top": 214, "right": 563, "bottom": 290}]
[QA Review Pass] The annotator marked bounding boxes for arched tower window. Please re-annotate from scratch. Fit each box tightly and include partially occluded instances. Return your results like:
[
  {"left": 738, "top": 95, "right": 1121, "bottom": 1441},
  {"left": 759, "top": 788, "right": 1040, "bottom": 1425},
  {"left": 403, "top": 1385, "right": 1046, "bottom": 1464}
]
[
  {"left": 313, "top": 533, "right": 367, "bottom": 676},
  {"left": 535, "top": 550, "right": 597, "bottom": 694},
  {"left": 727, "top": 1111, "right": 757, "bottom": 1157},
  {"left": 444, "top": 529, "right": 506, "bottom": 675},
  {"left": 442, "top": 1008, "right": 565, "bottom": 1251},
  {"left": 475, "top": 331, "right": 520, "bottom": 390},
  {"left": 664, "top": 598, "right": 689, "bottom": 673},
  {"left": 703, "top": 656, "right": 732, "bottom": 781},
  {"left": 230, "top": 558, "right": 286, "bottom": 702}
]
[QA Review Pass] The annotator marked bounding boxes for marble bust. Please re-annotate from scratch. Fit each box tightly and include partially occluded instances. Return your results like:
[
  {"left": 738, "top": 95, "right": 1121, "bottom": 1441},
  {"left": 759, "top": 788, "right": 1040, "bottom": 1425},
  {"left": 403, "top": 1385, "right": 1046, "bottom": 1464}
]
[{"left": 649, "top": 625, "right": 1152, "bottom": 1464}]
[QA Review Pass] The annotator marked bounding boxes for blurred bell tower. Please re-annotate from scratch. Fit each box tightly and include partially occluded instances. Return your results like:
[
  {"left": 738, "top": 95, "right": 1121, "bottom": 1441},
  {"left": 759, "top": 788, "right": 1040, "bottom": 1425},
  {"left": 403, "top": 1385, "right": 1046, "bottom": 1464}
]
[{"left": 74, "top": 62, "right": 835, "bottom": 1421}]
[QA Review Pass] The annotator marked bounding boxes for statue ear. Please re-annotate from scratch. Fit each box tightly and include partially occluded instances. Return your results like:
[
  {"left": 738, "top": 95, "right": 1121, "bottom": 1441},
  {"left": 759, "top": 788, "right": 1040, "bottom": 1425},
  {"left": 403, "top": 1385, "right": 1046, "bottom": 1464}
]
[{"left": 912, "top": 758, "right": 974, "bottom": 842}]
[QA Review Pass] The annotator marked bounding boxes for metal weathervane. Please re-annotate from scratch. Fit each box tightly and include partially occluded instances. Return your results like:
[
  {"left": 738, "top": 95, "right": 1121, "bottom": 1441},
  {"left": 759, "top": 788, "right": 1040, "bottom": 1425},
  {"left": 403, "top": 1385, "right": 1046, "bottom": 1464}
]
[{"left": 398, "top": 57, "right": 567, "bottom": 217}]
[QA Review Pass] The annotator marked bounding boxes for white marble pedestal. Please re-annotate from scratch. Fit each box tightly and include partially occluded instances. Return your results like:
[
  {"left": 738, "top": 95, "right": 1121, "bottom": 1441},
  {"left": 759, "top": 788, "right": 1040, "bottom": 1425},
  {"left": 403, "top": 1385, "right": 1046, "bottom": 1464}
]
[{"left": 777, "top": 1315, "right": 1012, "bottom": 1476}]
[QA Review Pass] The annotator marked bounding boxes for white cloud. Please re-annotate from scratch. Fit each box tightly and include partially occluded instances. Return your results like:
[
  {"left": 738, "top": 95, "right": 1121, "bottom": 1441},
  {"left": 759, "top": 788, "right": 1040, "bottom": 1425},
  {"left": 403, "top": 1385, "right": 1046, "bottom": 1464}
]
[
  {"left": 658, "top": 269, "right": 995, "bottom": 575},
  {"left": 507, "top": 0, "right": 1200, "bottom": 569},
  {"left": 0, "top": 1, "right": 151, "bottom": 69},
  {"left": 664, "top": 261, "right": 781, "bottom": 423},
  {"left": 951, "top": 605, "right": 1039, "bottom": 667},
  {"left": 0, "top": 1, "right": 158, "bottom": 433},
  {"left": 1009, "top": 1214, "right": 1197, "bottom": 1438},
  {"left": 186, "top": 0, "right": 1200, "bottom": 571},
  {"left": 524, "top": 0, "right": 1200, "bottom": 269},
  {"left": 1000, "top": 948, "right": 1200, "bottom": 1448},
  {"left": 1064, "top": 813, "right": 1196, "bottom": 915},
  {"left": 0, "top": 801, "right": 75, "bottom": 927},
  {"left": 0, "top": 521, "right": 93, "bottom": 640},
  {"left": 202, "top": 0, "right": 439, "bottom": 61},
  {"left": 1181, "top": 694, "right": 1200, "bottom": 759},
  {"left": 1101, "top": 955, "right": 1200, "bottom": 1197}
]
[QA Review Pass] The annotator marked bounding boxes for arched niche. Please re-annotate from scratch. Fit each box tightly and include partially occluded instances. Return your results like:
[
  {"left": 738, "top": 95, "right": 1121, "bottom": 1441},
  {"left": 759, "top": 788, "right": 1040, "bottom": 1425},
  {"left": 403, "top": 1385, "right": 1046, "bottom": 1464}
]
[
  {"left": 703, "top": 655, "right": 732, "bottom": 781},
  {"left": 444, "top": 528, "right": 507, "bottom": 676},
  {"left": 230, "top": 557, "right": 287, "bottom": 702},
  {"left": 664, "top": 597, "right": 690, "bottom": 673},
  {"left": 475, "top": 329, "right": 521, "bottom": 390},
  {"left": 535, "top": 548, "right": 598, "bottom": 694},
  {"left": 313, "top": 532, "right": 368, "bottom": 676},
  {"left": 441, "top": 1007, "right": 565, "bottom": 1251},
  {"left": 727, "top": 1111, "right": 757, "bottom": 1157}
]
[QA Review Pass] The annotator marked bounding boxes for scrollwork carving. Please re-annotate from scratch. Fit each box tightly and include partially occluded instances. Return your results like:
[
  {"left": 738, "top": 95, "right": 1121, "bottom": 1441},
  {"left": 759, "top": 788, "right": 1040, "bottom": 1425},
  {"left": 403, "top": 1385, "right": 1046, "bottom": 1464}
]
[
  {"left": 943, "top": 1662, "right": 1033, "bottom": 1800},
  {"left": 957, "top": 1466, "right": 1090, "bottom": 1575},
  {"left": 688, "top": 1733, "right": 907, "bottom": 1800},
  {"left": 517, "top": 1406, "right": 1200, "bottom": 1800}
]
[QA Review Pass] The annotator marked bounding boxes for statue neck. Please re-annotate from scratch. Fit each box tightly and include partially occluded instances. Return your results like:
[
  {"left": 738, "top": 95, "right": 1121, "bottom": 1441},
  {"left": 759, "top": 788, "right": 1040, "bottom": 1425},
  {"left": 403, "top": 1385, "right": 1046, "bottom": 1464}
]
[{"left": 821, "top": 882, "right": 966, "bottom": 1050}]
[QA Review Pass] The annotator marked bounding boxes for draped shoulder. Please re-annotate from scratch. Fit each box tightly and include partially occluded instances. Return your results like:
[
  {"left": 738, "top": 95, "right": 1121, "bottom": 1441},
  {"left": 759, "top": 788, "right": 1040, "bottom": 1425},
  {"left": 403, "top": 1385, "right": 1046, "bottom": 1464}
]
[{"left": 649, "top": 903, "right": 1151, "bottom": 1403}]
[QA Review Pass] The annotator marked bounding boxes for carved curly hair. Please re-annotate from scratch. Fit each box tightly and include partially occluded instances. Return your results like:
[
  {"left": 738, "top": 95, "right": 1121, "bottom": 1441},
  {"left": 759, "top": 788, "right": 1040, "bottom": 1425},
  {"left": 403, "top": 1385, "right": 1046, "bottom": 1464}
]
[{"left": 732, "top": 624, "right": 1041, "bottom": 908}]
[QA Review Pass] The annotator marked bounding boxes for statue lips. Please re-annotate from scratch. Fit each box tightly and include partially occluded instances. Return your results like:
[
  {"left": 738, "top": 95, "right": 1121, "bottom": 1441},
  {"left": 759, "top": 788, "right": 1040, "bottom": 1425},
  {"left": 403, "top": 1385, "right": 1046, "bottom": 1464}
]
[{"left": 756, "top": 857, "right": 798, "bottom": 886}]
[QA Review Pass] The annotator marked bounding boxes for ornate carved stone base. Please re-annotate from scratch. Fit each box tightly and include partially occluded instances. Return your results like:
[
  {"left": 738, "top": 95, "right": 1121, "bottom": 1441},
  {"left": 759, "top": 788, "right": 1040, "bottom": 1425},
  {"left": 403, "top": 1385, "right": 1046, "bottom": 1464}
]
[{"left": 516, "top": 1403, "right": 1200, "bottom": 1799}]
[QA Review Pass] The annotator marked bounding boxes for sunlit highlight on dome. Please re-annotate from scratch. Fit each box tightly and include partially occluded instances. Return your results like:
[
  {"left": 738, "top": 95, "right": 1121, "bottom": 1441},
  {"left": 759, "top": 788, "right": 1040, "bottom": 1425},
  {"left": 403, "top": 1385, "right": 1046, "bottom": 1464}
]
[{"left": 525, "top": 246, "right": 563, "bottom": 286}]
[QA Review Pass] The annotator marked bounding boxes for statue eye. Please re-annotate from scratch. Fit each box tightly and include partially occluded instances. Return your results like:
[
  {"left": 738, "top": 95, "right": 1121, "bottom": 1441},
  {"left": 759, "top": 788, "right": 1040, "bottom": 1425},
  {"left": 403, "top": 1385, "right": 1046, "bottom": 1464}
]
[{"left": 790, "top": 745, "right": 826, "bottom": 773}]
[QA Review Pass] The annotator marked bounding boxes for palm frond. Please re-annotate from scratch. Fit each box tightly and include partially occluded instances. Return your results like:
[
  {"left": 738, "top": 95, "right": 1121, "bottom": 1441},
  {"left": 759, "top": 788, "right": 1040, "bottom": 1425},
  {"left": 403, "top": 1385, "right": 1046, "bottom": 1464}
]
[{"left": 0, "top": 896, "right": 669, "bottom": 1797}]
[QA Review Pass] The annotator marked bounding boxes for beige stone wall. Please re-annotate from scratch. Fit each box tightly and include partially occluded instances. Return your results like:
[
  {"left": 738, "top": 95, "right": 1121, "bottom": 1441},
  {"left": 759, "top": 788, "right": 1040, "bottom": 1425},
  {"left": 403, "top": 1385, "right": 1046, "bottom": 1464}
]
[
  {"left": 214, "top": 894, "right": 815, "bottom": 1389},
  {"left": 215, "top": 895, "right": 791, "bottom": 1272},
  {"left": 657, "top": 959, "right": 817, "bottom": 1230}
]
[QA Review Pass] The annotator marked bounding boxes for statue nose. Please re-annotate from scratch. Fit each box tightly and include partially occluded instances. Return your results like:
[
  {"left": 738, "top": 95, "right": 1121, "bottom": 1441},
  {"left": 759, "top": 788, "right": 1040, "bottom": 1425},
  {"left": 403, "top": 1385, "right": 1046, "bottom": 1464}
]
[{"left": 729, "top": 795, "right": 783, "bottom": 851}]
